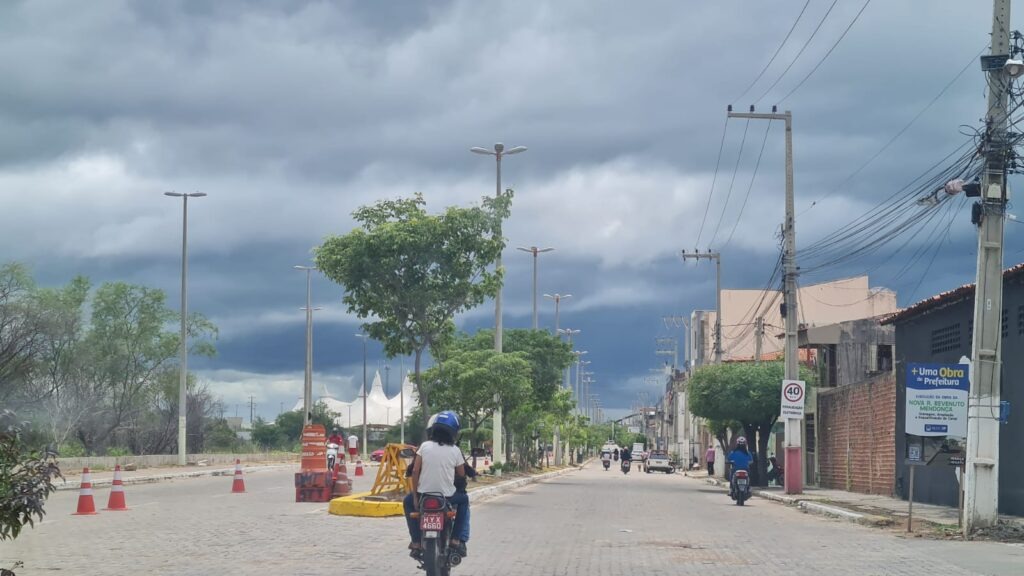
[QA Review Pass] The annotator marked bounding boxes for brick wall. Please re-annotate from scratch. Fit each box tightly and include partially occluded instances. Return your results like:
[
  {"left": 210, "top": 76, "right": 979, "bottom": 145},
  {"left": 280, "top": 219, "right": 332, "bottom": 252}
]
[{"left": 816, "top": 373, "right": 895, "bottom": 495}]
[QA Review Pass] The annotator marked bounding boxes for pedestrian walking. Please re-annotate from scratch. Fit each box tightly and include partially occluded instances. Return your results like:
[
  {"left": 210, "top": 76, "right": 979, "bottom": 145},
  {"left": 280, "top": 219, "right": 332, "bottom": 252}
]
[
  {"left": 348, "top": 433, "right": 359, "bottom": 462},
  {"left": 705, "top": 445, "right": 716, "bottom": 476}
]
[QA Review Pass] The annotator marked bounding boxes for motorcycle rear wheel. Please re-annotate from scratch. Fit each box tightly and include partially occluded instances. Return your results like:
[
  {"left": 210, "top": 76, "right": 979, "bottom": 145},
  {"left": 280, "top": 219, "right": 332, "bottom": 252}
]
[{"left": 423, "top": 539, "right": 451, "bottom": 576}]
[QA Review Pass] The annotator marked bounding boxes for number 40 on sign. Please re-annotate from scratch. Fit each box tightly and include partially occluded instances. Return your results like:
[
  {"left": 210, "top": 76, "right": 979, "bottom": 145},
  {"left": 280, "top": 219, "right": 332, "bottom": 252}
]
[{"left": 780, "top": 380, "right": 806, "bottom": 419}]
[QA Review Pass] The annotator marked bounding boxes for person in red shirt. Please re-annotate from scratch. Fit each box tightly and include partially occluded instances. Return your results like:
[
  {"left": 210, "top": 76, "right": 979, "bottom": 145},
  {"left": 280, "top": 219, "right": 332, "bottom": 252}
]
[{"left": 328, "top": 429, "right": 344, "bottom": 449}]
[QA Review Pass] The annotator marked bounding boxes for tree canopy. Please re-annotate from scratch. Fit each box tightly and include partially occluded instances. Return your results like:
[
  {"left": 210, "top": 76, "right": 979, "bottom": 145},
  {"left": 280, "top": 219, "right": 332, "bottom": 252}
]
[
  {"left": 689, "top": 361, "right": 814, "bottom": 485},
  {"left": 315, "top": 192, "right": 511, "bottom": 418}
]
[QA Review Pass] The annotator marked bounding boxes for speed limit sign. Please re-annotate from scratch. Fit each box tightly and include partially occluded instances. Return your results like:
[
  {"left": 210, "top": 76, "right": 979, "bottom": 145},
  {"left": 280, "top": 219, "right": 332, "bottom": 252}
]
[{"left": 780, "top": 380, "right": 806, "bottom": 418}]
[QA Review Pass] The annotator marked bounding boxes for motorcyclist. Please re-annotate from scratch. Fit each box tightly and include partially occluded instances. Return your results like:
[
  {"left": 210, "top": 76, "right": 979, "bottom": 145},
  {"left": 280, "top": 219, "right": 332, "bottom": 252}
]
[
  {"left": 613, "top": 447, "right": 619, "bottom": 461},
  {"left": 601, "top": 450, "right": 612, "bottom": 469},
  {"left": 620, "top": 447, "right": 632, "bottom": 471},
  {"left": 327, "top": 428, "right": 344, "bottom": 448},
  {"left": 727, "top": 437, "right": 753, "bottom": 496},
  {"left": 402, "top": 411, "right": 469, "bottom": 558}
]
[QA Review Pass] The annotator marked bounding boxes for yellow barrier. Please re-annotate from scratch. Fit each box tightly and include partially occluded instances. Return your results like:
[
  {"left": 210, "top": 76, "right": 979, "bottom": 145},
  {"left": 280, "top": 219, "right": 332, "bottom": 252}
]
[{"left": 328, "top": 491, "right": 405, "bottom": 517}]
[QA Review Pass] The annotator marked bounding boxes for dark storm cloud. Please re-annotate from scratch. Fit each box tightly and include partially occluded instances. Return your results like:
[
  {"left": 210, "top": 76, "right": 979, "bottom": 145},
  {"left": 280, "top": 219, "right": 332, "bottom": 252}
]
[{"left": 1, "top": 1, "right": 1019, "bottom": 416}]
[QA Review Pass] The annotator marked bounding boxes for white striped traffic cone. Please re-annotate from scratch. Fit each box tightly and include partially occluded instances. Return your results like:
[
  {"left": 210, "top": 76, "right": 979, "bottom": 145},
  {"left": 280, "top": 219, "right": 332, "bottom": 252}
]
[
  {"left": 105, "top": 464, "right": 129, "bottom": 510},
  {"left": 231, "top": 459, "right": 246, "bottom": 493},
  {"left": 73, "top": 467, "right": 98, "bottom": 515}
]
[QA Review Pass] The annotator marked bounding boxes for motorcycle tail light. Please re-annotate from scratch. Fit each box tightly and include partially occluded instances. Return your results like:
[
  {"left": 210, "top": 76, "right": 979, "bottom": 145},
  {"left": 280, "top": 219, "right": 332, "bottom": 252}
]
[
  {"left": 423, "top": 497, "right": 443, "bottom": 510},
  {"left": 735, "top": 470, "right": 749, "bottom": 479}
]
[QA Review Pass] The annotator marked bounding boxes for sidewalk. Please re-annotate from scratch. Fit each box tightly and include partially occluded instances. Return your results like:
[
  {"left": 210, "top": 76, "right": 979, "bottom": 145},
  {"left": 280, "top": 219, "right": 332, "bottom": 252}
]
[{"left": 684, "top": 472, "right": 1024, "bottom": 537}]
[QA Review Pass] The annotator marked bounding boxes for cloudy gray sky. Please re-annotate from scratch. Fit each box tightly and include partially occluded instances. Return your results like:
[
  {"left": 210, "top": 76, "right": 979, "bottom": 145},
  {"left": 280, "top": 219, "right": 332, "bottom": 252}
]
[{"left": 2, "top": 1, "right": 1019, "bottom": 421}]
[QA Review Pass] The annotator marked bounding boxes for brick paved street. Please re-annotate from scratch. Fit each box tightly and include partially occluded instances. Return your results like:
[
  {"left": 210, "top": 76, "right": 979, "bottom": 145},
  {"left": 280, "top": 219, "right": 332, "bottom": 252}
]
[{"left": 3, "top": 462, "right": 1022, "bottom": 575}]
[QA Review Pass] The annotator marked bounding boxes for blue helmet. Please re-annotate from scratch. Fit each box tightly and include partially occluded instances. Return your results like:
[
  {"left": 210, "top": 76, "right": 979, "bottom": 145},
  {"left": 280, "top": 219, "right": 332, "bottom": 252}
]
[{"left": 427, "top": 410, "right": 461, "bottom": 439}]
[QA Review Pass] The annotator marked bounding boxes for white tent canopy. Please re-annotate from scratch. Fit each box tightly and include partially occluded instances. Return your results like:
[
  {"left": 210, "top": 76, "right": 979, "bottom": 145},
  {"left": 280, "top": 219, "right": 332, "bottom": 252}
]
[{"left": 292, "top": 370, "right": 417, "bottom": 428}]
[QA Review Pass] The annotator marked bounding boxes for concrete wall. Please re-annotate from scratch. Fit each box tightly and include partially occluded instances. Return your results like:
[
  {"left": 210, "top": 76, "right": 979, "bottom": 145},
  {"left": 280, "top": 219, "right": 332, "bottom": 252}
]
[
  {"left": 817, "top": 373, "right": 896, "bottom": 495},
  {"left": 56, "top": 452, "right": 299, "bottom": 471}
]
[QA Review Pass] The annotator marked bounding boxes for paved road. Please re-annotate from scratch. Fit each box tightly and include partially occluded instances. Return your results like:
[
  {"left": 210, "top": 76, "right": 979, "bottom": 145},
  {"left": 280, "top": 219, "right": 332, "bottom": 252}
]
[{"left": 4, "top": 463, "right": 1023, "bottom": 575}]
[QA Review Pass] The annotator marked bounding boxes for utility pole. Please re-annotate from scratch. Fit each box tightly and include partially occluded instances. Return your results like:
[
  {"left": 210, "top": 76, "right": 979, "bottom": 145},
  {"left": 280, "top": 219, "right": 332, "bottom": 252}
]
[
  {"left": 655, "top": 337, "right": 678, "bottom": 370},
  {"left": 728, "top": 105, "right": 800, "bottom": 494},
  {"left": 965, "top": 0, "right": 1013, "bottom": 535},
  {"left": 663, "top": 315, "right": 690, "bottom": 371},
  {"left": 294, "top": 265, "right": 319, "bottom": 426},
  {"left": 518, "top": 246, "right": 554, "bottom": 330},
  {"left": 754, "top": 316, "right": 764, "bottom": 363},
  {"left": 249, "top": 395, "right": 255, "bottom": 427},
  {"left": 681, "top": 250, "right": 722, "bottom": 364},
  {"left": 354, "top": 333, "right": 369, "bottom": 459}
]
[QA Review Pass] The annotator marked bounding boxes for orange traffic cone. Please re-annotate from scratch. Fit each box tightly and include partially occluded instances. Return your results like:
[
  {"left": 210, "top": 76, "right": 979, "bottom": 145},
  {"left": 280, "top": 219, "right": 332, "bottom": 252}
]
[
  {"left": 339, "top": 460, "right": 348, "bottom": 476},
  {"left": 73, "top": 467, "right": 98, "bottom": 515},
  {"left": 105, "top": 465, "right": 128, "bottom": 511},
  {"left": 354, "top": 460, "right": 364, "bottom": 477},
  {"left": 333, "top": 461, "right": 341, "bottom": 481},
  {"left": 231, "top": 459, "right": 246, "bottom": 493}
]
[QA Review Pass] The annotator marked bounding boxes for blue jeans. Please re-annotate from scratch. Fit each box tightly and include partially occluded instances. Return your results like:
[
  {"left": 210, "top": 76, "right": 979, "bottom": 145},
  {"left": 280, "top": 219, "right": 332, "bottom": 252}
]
[{"left": 403, "top": 492, "right": 470, "bottom": 544}]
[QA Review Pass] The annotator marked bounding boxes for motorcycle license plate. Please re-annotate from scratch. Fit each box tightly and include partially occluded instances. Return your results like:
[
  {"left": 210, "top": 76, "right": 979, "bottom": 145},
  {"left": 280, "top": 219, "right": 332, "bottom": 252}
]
[
  {"left": 420, "top": 512, "right": 444, "bottom": 531},
  {"left": 737, "top": 479, "right": 748, "bottom": 486}
]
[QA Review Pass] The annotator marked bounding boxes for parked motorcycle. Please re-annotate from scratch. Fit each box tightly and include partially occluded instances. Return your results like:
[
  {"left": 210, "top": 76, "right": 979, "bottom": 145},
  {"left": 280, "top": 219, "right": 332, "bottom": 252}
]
[
  {"left": 411, "top": 493, "right": 461, "bottom": 576},
  {"left": 730, "top": 469, "right": 751, "bottom": 506},
  {"left": 621, "top": 459, "right": 631, "bottom": 475},
  {"left": 326, "top": 443, "right": 340, "bottom": 471}
]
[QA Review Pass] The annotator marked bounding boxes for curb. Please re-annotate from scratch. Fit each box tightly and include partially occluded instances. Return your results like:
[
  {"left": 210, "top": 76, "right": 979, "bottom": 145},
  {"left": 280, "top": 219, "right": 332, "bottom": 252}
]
[
  {"left": 54, "top": 463, "right": 295, "bottom": 492},
  {"left": 469, "top": 464, "right": 584, "bottom": 504},
  {"left": 694, "top": 475, "right": 891, "bottom": 527}
]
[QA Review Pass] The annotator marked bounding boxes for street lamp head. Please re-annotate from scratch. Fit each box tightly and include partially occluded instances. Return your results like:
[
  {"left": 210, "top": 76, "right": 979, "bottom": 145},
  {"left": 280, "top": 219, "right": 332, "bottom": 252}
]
[
  {"left": 470, "top": 146, "right": 494, "bottom": 156},
  {"left": 1006, "top": 58, "right": 1024, "bottom": 78},
  {"left": 516, "top": 246, "right": 534, "bottom": 253},
  {"left": 187, "top": 192, "right": 208, "bottom": 198},
  {"left": 163, "top": 191, "right": 184, "bottom": 197},
  {"left": 505, "top": 145, "right": 527, "bottom": 155},
  {"left": 538, "top": 247, "right": 554, "bottom": 253}
]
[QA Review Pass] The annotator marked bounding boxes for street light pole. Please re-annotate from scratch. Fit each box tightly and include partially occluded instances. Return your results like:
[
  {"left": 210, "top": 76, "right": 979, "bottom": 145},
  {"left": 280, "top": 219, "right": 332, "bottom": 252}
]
[
  {"left": 164, "top": 191, "right": 206, "bottom": 466},
  {"left": 471, "top": 142, "right": 527, "bottom": 466},
  {"left": 355, "top": 333, "right": 369, "bottom": 459},
  {"left": 294, "top": 266, "right": 318, "bottom": 425},
  {"left": 544, "top": 293, "right": 572, "bottom": 333},
  {"left": 517, "top": 246, "right": 554, "bottom": 330}
]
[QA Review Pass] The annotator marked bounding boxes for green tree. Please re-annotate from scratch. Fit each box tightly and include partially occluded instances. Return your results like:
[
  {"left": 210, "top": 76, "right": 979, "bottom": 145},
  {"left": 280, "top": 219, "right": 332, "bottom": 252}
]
[
  {"left": 427, "top": 348, "right": 532, "bottom": 457},
  {"left": 315, "top": 192, "right": 510, "bottom": 420},
  {"left": 689, "top": 361, "right": 814, "bottom": 486},
  {"left": 0, "top": 411, "right": 61, "bottom": 542}
]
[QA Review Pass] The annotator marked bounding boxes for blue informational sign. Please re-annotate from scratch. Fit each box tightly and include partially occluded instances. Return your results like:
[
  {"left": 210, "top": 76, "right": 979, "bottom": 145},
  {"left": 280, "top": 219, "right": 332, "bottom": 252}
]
[{"left": 905, "top": 363, "right": 970, "bottom": 437}]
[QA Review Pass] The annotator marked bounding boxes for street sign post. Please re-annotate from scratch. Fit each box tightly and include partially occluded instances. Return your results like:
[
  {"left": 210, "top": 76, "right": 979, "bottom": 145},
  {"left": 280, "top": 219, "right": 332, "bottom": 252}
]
[{"left": 780, "top": 380, "right": 805, "bottom": 419}]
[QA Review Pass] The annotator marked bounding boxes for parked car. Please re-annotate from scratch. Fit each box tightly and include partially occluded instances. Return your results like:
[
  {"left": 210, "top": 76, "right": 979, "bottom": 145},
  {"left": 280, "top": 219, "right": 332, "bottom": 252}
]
[
  {"left": 371, "top": 448, "right": 385, "bottom": 462},
  {"left": 644, "top": 450, "right": 674, "bottom": 474}
]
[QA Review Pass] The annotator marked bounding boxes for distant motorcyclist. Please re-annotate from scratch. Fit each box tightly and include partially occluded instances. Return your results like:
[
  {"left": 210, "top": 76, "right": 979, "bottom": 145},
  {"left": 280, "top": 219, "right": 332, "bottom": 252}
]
[
  {"left": 601, "top": 450, "right": 612, "bottom": 470},
  {"left": 727, "top": 437, "right": 753, "bottom": 496},
  {"left": 613, "top": 447, "right": 619, "bottom": 461},
  {"left": 620, "top": 447, "right": 631, "bottom": 462}
]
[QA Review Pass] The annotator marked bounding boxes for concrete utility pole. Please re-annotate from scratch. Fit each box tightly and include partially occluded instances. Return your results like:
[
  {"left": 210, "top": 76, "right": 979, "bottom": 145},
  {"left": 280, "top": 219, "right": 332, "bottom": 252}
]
[
  {"left": 681, "top": 250, "right": 722, "bottom": 364},
  {"left": 728, "top": 105, "right": 800, "bottom": 494},
  {"left": 576, "top": 357, "right": 590, "bottom": 415},
  {"left": 663, "top": 315, "right": 690, "bottom": 371},
  {"left": 471, "top": 143, "right": 527, "bottom": 466},
  {"left": 544, "top": 293, "right": 572, "bottom": 333},
  {"left": 164, "top": 191, "right": 206, "bottom": 466},
  {"left": 754, "top": 316, "right": 764, "bottom": 363},
  {"left": 518, "top": 247, "right": 554, "bottom": 330},
  {"left": 655, "top": 337, "right": 678, "bottom": 370},
  {"left": 965, "top": 0, "right": 1013, "bottom": 535}
]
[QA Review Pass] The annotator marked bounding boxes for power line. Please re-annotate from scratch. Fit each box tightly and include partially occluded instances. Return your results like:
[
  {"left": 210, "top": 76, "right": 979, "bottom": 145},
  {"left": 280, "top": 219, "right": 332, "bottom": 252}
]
[
  {"left": 695, "top": 117, "right": 730, "bottom": 249},
  {"left": 798, "top": 45, "right": 986, "bottom": 216},
  {"left": 708, "top": 119, "right": 751, "bottom": 247},
  {"left": 754, "top": 0, "right": 842, "bottom": 105},
  {"left": 777, "top": 0, "right": 873, "bottom": 104},
  {"left": 732, "top": 0, "right": 813, "bottom": 105},
  {"left": 723, "top": 121, "right": 773, "bottom": 250}
]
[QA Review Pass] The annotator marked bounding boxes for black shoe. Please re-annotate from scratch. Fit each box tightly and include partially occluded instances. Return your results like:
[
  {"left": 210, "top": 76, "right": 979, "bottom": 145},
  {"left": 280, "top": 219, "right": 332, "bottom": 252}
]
[{"left": 451, "top": 540, "right": 467, "bottom": 557}]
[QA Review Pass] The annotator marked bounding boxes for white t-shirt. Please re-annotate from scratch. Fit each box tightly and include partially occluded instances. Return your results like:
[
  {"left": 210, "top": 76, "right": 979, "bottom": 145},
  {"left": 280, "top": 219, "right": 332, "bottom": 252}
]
[
  {"left": 348, "top": 435, "right": 358, "bottom": 451},
  {"left": 416, "top": 441, "right": 464, "bottom": 497}
]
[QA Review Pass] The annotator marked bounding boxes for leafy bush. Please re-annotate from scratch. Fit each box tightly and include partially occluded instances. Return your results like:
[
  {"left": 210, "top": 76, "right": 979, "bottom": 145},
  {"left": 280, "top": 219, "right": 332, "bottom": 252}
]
[{"left": 1, "top": 411, "right": 62, "bottom": 542}]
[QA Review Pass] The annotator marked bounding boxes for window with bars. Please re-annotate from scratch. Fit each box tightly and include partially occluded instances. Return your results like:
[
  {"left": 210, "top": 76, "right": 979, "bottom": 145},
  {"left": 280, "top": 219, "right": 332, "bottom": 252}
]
[{"left": 931, "top": 323, "right": 961, "bottom": 354}]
